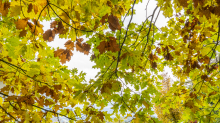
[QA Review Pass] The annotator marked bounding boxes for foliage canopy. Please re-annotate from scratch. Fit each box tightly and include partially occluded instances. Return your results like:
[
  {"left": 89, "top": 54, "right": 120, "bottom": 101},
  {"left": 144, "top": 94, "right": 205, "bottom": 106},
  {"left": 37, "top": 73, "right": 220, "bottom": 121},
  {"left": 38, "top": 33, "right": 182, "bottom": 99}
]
[{"left": 1, "top": 0, "right": 220, "bottom": 122}]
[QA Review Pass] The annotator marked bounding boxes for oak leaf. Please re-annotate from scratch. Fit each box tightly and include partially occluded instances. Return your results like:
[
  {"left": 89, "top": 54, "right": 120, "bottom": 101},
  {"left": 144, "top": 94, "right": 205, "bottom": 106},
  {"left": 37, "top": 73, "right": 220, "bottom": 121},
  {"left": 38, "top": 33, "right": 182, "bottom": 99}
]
[
  {"left": 54, "top": 49, "right": 73, "bottom": 64},
  {"left": 76, "top": 40, "right": 91, "bottom": 55},
  {"left": 97, "top": 111, "right": 105, "bottom": 121},
  {"left": 15, "top": 19, "right": 28, "bottom": 37},
  {"left": 96, "top": 37, "right": 120, "bottom": 54},
  {"left": 108, "top": 15, "right": 121, "bottom": 31},
  {"left": 64, "top": 40, "right": 74, "bottom": 50},
  {"left": 151, "top": 61, "right": 157, "bottom": 69},
  {"left": 15, "top": 19, "right": 28, "bottom": 30},
  {"left": 77, "top": 38, "right": 84, "bottom": 43},
  {"left": 50, "top": 21, "right": 57, "bottom": 28},
  {"left": 43, "top": 29, "right": 56, "bottom": 42},
  {"left": 96, "top": 41, "right": 106, "bottom": 54},
  {"left": 100, "top": 14, "right": 108, "bottom": 25}
]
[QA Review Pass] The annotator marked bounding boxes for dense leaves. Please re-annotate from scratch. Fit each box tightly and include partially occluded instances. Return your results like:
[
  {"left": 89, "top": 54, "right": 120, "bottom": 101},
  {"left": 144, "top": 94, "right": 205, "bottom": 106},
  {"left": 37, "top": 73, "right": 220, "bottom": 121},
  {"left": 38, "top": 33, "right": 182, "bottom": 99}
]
[{"left": 1, "top": 0, "right": 220, "bottom": 122}]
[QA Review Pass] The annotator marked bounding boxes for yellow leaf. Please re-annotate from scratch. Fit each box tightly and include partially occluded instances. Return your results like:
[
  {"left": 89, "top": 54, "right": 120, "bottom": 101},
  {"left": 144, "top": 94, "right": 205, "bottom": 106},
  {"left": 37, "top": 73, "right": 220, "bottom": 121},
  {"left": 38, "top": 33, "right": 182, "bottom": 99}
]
[
  {"left": 76, "top": 120, "right": 84, "bottom": 123},
  {"left": 142, "top": 100, "right": 149, "bottom": 110},
  {"left": 10, "top": 5, "right": 21, "bottom": 17},
  {"left": 100, "top": 102, "right": 105, "bottom": 110},
  {"left": 59, "top": 12, "right": 69, "bottom": 26},
  {"left": 0, "top": 97, "right": 3, "bottom": 105}
]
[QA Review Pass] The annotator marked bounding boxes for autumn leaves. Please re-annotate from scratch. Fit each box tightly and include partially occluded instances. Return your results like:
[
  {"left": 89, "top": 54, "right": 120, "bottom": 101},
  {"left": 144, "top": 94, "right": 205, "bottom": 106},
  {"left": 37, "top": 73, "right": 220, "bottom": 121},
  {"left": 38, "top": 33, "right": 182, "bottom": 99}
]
[
  {"left": 52, "top": 13, "right": 122, "bottom": 64},
  {"left": 15, "top": 19, "right": 43, "bottom": 37}
]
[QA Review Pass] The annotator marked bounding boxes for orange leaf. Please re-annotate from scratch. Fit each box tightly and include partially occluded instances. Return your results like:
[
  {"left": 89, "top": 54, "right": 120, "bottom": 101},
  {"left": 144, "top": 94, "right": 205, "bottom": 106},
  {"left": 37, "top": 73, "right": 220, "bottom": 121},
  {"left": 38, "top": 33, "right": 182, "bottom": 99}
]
[
  {"left": 54, "top": 49, "right": 73, "bottom": 64},
  {"left": 15, "top": 19, "right": 28, "bottom": 30},
  {"left": 0, "top": 1, "right": 10, "bottom": 16},
  {"left": 77, "top": 38, "right": 84, "bottom": 43},
  {"left": 76, "top": 42, "right": 84, "bottom": 52},
  {"left": 33, "top": 5, "right": 38, "bottom": 14},
  {"left": 54, "top": 49, "right": 65, "bottom": 57},
  {"left": 156, "top": 47, "right": 161, "bottom": 54},
  {"left": 64, "top": 40, "right": 74, "bottom": 50}
]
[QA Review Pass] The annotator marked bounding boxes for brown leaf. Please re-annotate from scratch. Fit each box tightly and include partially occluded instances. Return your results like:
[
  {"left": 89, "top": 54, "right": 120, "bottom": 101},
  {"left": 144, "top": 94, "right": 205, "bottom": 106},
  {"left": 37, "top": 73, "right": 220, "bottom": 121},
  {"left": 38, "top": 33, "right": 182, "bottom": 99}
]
[
  {"left": 77, "top": 38, "right": 84, "bottom": 43},
  {"left": 75, "top": 40, "right": 91, "bottom": 55},
  {"left": 76, "top": 42, "right": 84, "bottom": 52},
  {"left": 151, "top": 62, "right": 157, "bottom": 69},
  {"left": 82, "top": 43, "right": 91, "bottom": 55},
  {"left": 108, "top": 15, "right": 121, "bottom": 31},
  {"left": 45, "top": 99, "right": 54, "bottom": 106},
  {"left": 209, "top": 91, "right": 217, "bottom": 97},
  {"left": 156, "top": 47, "right": 161, "bottom": 54},
  {"left": 54, "top": 49, "right": 73, "bottom": 64},
  {"left": 91, "top": 54, "right": 96, "bottom": 60},
  {"left": 97, "top": 111, "right": 105, "bottom": 121},
  {"left": 175, "top": 51, "right": 180, "bottom": 55},
  {"left": 32, "top": 19, "right": 43, "bottom": 28},
  {"left": 201, "top": 74, "right": 207, "bottom": 80},
  {"left": 38, "top": 86, "right": 49, "bottom": 94},
  {"left": 164, "top": 53, "right": 173, "bottom": 61},
  {"left": 96, "top": 37, "right": 120, "bottom": 54},
  {"left": 19, "top": 29, "right": 27, "bottom": 37},
  {"left": 119, "top": 53, "right": 128, "bottom": 61},
  {"left": 100, "top": 14, "right": 108, "bottom": 25},
  {"left": 43, "top": 29, "right": 56, "bottom": 42},
  {"left": 54, "top": 49, "right": 65, "bottom": 58},
  {"left": 94, "top": 21, "right": 99, "bottom": 29},
  {"left": 50, "top": 21, "right": 57, "bottom": 28},
  {"left": 27, "top": 21, "right": 34, "bottom": 29},
  {"left": 64, "top": 40, "right": 74, "bottom": 50},
  {"left": 149, "top": 53, "right": 154, "bottom": 61},
  {"left": 106, "top": 36, "right": 120, "bottom": 52},
  {"left": 168, "top": 45, "right": 175, "bottom": 50},
  {"left": 27, "top": 3, "right": 33, "bottom": 13},
  {"left": 57, "top": 21, "right": 65, "bottom": 34},
  {"left": 53, "top": 84, "right": 62, "bottom": 92},
  {"left": 96, "top": 41, "right": 106, "bottom": 54}
]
